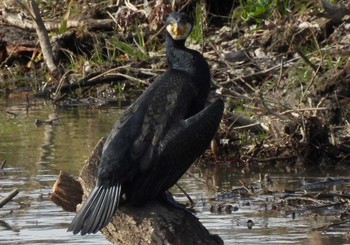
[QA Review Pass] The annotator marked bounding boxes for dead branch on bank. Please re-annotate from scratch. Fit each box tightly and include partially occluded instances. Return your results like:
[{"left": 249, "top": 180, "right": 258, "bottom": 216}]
[
  {"left": 2, "top": 8, "right": 115, "bottom": 32},
  {"left": 51, "top": 138, "right": 223, "bottom": 245},
  {"left": 37, "top": 66, "right": 153, "bottom": 98},
  {"left": 13, "top": 0, "right": 60, "bottom": 78}
]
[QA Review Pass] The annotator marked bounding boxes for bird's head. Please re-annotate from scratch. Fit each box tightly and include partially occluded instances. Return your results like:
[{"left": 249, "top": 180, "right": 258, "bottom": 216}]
[{"left": 165, "top": 12, "right": 193, "bottom": 41}]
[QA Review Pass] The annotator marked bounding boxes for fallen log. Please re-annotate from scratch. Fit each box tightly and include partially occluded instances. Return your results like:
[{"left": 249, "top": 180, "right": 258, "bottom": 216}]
[{"left": 51, "top": 137, "right": 223, "bottom": 245}]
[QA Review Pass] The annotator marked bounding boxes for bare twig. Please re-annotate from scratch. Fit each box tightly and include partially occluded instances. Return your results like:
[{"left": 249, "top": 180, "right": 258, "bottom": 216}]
[
  {"left": 107, "top": 72, "right": 149, "bottom": 85},
  {"left": 280, "top": 107, "right": 328, "bottom": 115},
  {"left": 295, "top": 47, "right": 318, "bottom": 72},
  {"left": 219, "top": 56, "right": 300, "bottom": 86},
  {"left": 175, "top": 183, "right": 195, "bottom": 208},
  {"left": 239, "top": 180, "right": 254, "bottom": 195},
  {"left": 6, "top": 111, "right": 17, "bottom": 118},
  {"left": 300, "top": 35, "right": 324, "bottom": 103},
  {"left": 313, "top": 219, "right": 350, "bottom": 231},
  {"left": 233, "top": 122, "right": 265, "bottom": 131},
  {"left": 241, "top": 154, "right": 297, "bottom": 163},
  {"left": 276, "top": 56, "right": 284, "bottom": 88}
]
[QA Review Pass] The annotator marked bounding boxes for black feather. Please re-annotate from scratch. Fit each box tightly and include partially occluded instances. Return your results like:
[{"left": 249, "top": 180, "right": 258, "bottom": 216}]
[{"left": 68, "top": 184, "right": 121, "bottom": 235}]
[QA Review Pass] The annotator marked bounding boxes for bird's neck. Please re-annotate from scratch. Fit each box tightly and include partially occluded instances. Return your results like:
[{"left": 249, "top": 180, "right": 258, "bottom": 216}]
[
  {"left": 164, "top": 33, "right": 211, "bottom": 114},
  {"left": 165, "top": 34, "right": 192, "bottom": 71},
  {"left": 165, "top": 34, "right": 209, "bottom": 78},
  {"left": 165, "top": 33, "right": 186, "bottom": 50}
]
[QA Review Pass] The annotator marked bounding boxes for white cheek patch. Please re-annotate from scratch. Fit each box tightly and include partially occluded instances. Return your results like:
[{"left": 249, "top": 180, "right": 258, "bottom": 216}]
[{"left": 166, "top": 25, "right": 176, "bottom": 39}]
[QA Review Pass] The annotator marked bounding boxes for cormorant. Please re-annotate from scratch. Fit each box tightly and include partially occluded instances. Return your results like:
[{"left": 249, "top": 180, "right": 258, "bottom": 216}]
[{"left": 68, "top": 12, "right": 224, "bottom": 235}]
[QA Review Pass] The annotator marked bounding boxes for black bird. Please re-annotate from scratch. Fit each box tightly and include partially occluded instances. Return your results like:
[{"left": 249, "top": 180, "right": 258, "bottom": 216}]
[{"left": 68, "top": 12, "right": 224, "bottom": 235}]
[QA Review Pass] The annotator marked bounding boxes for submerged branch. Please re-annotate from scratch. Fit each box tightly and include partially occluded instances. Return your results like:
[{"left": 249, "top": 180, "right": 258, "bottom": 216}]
[{"left": 0, "top": 189, "right": 19, "bottom": 208}]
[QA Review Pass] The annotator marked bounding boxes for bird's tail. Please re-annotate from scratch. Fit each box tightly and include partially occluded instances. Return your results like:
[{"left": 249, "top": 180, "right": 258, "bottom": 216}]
[{"left": 67, "top": 183, "right": 121, "bottom": 235}]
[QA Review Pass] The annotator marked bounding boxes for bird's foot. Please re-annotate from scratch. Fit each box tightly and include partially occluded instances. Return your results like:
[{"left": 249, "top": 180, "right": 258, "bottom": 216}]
[{"left": 158, "top": 191, "right": 194, "bottom": 215}]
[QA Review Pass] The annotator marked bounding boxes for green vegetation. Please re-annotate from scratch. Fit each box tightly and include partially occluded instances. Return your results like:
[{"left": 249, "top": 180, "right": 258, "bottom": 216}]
[
  {"left": 190, "top": 2, "right": 205, "bottom": 43},
  {"left": 231, "top": 0, "right": 313, "bottom": 25},
  {"left": 240, "top": 0, "right": 281, "bottom": 23}
]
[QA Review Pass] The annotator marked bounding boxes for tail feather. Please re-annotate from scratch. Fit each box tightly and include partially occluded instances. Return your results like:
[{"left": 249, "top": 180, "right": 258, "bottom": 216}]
[
  {"left": 89, "top": 185, "right": 120, "bottom": 233},
  {"left": 83, "top": 187, "right": 107, "bottom": 234},
  {"left": 104, "top": 185, "right": 121, "bottom": 226},
  {"left": 71, "top": 187, "right": 102, "bottom": 233},
  {"left": 68, "top": 183, "right": 121, "bottom": 235},
  {"left": 92, "top": 187, "right": 112, "bottom": 231}
]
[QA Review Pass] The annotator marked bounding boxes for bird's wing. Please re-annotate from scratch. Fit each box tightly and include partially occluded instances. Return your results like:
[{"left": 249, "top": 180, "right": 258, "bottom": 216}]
[
  {"left": 157, "top": 99, "right": 224, "bottom": 189},
  {"left": 97, "top": 70, "right": 195, "bottom": 184},
  {"left": 129, "top": 99, "right": 224, "bottom": 202},
  {"left": 101, "top": 88, "right": 152, "bottom": 154},
  {"left": 130, "top": 70, "right": 195, "bottom": 172}
]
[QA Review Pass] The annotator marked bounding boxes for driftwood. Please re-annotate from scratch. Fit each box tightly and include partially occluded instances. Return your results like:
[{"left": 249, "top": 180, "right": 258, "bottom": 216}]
[
  {"left": 51, "top": 137, "right": 223, "bottom": 245},
  {"left": 50, "top": 171, "right": 83, "bottom": 212}
]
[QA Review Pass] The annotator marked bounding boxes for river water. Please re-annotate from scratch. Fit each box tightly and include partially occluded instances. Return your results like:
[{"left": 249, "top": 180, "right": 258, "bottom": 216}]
[{"left": 1, "top": 96, "right": 350, "bottom": 244}]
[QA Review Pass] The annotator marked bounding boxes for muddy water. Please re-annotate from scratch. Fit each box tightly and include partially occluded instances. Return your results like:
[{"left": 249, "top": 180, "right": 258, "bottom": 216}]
[{"left": 0, "top": 97, "right": 349, "bottom": 245}]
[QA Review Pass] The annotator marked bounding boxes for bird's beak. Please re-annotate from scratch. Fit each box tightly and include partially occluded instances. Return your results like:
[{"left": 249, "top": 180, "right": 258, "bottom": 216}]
[
  {"left": 172, "top": 23, "right": 187, "bottom": 37},
  {"left": 167, "top": 22, "right": 192, "bottom": 40}
]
